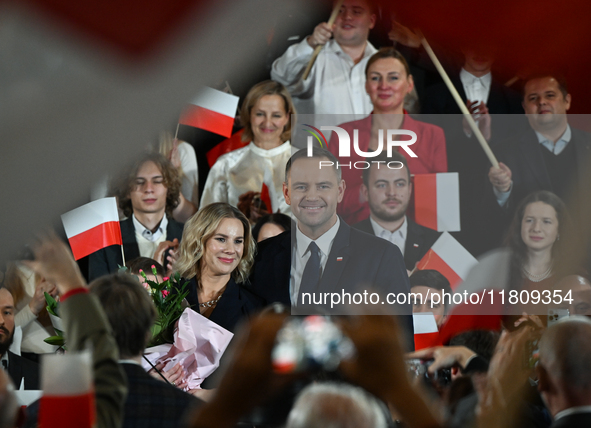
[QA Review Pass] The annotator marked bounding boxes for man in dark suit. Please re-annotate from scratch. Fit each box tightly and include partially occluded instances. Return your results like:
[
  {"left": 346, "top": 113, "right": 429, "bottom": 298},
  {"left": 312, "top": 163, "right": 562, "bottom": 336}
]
[
  {"left": 352, "top": 151, "right": 440, "bottom": 272},
  {"left": 537, "top": 318, "right": 591, "bottom": 428},
  {"left": 90, "top": 273, "right": 201, "bottom": 428},
  {"left": 88, "top": 153, "right": 184, "bottom": 281},
  {"left": 250, "top": 148, "right": 413, "bottom": 344},
  {"left": 487, "top": 75, "right": 591, "bottom": 244},
  {"left": 0, "top": 287, "right": 39, "bottom": 390}
]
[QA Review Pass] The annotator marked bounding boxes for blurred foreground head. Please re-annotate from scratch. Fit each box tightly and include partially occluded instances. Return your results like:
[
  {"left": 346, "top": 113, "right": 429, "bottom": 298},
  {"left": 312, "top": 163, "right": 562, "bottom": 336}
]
[
  {"left": 90, "top": 273, "right": 157, "bottom": 359},
  {"left": 285, "top": 382, "right": 387, "bottom": 428},
  {"left": 536, "top": 317, "right": 591, "bottom": 417},
  {"left": 0, "top": 369, "right": 18, "bottom": 428}
]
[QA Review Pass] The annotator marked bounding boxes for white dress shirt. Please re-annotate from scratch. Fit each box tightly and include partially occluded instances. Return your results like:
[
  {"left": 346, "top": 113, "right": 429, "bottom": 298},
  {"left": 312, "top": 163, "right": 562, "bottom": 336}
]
[
  {"left": 370, "top": 216, "right": 407, "bottom": 256},
  {"left": 494, "top": 125, "right": 572, "bottom": 206},
  {"left": 271, "top": 38, "right": 376, "bottom": 125},
  {"left": 290, "top": 217, "right": 340, "bottom": 304},
  {"left": 460, "top": 68, "right": 492, "bottom": 104},
  {"left": 133, "top": 214, "right": 167, "bottom": 258}
]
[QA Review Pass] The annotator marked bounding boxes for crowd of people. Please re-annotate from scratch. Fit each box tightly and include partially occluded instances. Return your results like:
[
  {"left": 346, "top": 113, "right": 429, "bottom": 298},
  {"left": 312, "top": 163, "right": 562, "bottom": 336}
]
[{"left": 2, "top": 0, "right": 591, "bottom": 427}]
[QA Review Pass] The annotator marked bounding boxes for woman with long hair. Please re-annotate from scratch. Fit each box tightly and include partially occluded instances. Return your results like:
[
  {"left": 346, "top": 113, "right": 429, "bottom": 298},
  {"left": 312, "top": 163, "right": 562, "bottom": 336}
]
[
  {"left": 505, "top": 190, "right": 572, "bottom": 319},
  {"left": 329, "top": 47, "right": 447, "bottom": 225},
  {"left": 174, "top": 202, "right": 262, "bottom": 333},
  {"left": 200, "top": 81, "right": 296, "bottom": 222}
]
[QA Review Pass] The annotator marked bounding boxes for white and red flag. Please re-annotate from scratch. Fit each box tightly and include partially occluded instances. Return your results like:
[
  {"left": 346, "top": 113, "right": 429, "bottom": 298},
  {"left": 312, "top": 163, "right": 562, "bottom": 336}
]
[
  {"left": 416, "top": 232, "right": 478, "bottom": 290},
  {"left": 39, "top": 351, "right": 95, "bottom": 428},
  {"left": 179, "top": 87, "right": 239, "bottom": 138},
  {"left": 61, "top": 198, "right": 122, "bottom": 260},
  {"left": 414, "top": 173, "right": 460, "bottom": 232},
  {"left": 413, "top": 312, "right": 442, "bottom": 350}
]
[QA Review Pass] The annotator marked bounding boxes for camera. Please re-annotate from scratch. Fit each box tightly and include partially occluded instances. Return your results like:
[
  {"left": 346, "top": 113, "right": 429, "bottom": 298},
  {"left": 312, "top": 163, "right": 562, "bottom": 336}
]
[{"left": 272, "top": 315, "right": 354, "bottom": 373}]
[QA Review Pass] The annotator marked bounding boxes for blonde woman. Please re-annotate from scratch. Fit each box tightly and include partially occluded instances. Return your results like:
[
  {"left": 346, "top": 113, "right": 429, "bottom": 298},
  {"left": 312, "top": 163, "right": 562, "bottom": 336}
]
[
  {"left": 200, "top": 81, "right": 295, "bottom": 221},
  {"left": 174, "top": 202, "right": 263, "bottom": 333}
]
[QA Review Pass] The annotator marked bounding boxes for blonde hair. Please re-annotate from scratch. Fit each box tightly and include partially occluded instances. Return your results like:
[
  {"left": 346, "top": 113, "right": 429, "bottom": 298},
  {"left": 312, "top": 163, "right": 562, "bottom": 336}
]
[
  {"left": 174, "top": 203, "right": 256, "bottom": 284},
  {"left": 240, "top": 80, "right": 296, "bottom": 144},
  {"left": 157, "top": 131, "right": 185, "bottom": 180}
]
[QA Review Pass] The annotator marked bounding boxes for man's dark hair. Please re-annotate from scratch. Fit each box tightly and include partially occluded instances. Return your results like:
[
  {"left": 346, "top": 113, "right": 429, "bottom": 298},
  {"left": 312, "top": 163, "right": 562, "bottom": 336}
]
[
  {"left": 410, "top": 270, "right": 452, "bottom": 295},
  {"left": 361, "top": 151, "right": 410, "bottom": 187},
  {"left": 285, "top": 147, "right": 341, "bottom": 183},
  {"left": 252, "top": 213, "right": 292, "bottom": 242},
  {"left": 89, "top": 273, "right": 157, "bottom": 359},
  {"left": 113, "top": 152, "right": 182, "bottom": 218},
  {"left": 522, "top": 72, "right": 569, "bottom": 99}
]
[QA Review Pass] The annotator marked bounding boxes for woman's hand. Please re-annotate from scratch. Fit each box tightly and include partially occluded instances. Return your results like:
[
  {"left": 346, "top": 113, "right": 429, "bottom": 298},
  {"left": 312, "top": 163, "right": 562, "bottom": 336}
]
[
  {"left": 149, "top": 362, "right": 188, "bottom": 389},
  {"left": 168, "top": 138, "right": 182, "bottom": 169},
  {"left": 29, "top": 277, "right": 58, "bottom": 316},
  {"left": 153, "top": 238, "right": 180, "bottom": 275}
]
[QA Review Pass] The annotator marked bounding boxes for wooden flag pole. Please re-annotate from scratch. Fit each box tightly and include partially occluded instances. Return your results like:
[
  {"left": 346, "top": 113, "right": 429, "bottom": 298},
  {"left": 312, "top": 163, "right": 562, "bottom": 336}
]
[
  {"left": 419, "top": 33, "right": 499, "bottom": 168},
  {"left": 121, "top": 246, "right": 126, "bottom": 268},
  {"left": 302, "top": 0, "right": 344, "bottom": 81}
]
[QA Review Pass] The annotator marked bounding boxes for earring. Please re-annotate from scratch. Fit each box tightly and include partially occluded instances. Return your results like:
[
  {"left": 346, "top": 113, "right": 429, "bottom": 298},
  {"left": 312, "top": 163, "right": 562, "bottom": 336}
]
[{"left": 557, "top": 235, "right": 560, "bottom": 241}]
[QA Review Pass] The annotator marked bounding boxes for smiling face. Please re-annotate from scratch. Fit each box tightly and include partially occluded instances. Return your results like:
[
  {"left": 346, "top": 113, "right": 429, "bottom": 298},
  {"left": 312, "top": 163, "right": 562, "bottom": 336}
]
[
  {"left": 129, "top": 160, "right": 168, "bottom": 217},
  {"left": 283, "top": 157, "right": 345, "bottom": 240},
  {"left": 363, "top": 164, "right": 411, "bottom": 223},
  {"left": 333, "top": 0, "right": 375, "bottom": 47},
  {"left": 200, "top": 218, "right": 245, "bottom": 278},
  {"left": 523, "top": 77, "right": 571, "bottom": 132},
  {"left": 250, "top": 94, "right": 289, "bottom": 148},
  {"left": 365, "top": 57, "right": 414, "bottom": 114},
  {"left": 0, "top": 289, "right": 15, "bottom": 356},
  {"left": 521, "top": 201, "right": 559, "bottom": 253}
]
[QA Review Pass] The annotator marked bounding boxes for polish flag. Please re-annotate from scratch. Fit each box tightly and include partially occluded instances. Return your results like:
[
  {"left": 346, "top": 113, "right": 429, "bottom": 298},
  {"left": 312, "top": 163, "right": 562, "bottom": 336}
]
[
  {"left": 413, "top": 312, "right": 442, "bottom": 350},
  {"left": 416, "top": 232, "right": 478, "bottom": 290},
  {"left": 39, "top": 351, "right": 95, "bottom": 428},
  {"left": 61, "top": 198, "right": 122, "bottom": 260},
  {"left": 179, "top": 87, "right": 239, "bottom": 138},
  {"left": 414, "top": 173, "right": 460, "bottom": 232}
]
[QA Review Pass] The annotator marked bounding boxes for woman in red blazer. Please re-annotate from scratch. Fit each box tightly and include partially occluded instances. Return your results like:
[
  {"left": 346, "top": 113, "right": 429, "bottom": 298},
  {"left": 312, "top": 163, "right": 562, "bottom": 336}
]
[{"left": 329, "top": 48, "right": 447, "bottom": 225}]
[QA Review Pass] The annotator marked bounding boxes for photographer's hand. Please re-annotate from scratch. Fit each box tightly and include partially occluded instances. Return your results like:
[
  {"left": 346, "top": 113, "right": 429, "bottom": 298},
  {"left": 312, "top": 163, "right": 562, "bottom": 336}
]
[
  {"left": 189, "top": 312, "right": 292, "bottom": 428},
  {"left": 340, "top": 316, "right": 443, "bottom": 428},
  {"left": 407, "top": 346, "right": 476, "bottom": 373}
]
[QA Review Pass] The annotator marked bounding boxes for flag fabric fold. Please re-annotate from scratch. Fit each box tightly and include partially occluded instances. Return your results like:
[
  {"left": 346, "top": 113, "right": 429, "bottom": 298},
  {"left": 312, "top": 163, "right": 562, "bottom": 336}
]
[
  {"left": 61, "top": 197, "right": 122, "bottom": 260},
  {"left": 416, "top": 232, "right": 478, "bottom": 290},
  {"left": 179, "top": 87, "right": 239, "bottom": 138},
  {"left": 414, "top": 173, "right": 460, "bottom": 232}
]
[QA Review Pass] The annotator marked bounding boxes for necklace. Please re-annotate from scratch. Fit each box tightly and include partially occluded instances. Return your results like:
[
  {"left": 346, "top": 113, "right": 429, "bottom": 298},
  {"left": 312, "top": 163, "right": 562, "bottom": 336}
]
[
  {"left": 522, "top": 264, "right": 553, "bottom": 282},
  {"left": 199, "top": 294, "right": 222, "bottom": 308}
]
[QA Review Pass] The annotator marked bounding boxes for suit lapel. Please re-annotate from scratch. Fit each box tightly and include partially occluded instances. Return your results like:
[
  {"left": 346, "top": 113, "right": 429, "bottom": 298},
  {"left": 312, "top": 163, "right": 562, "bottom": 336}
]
[
  {"left": 404, "top": 220, "right": 425, "bottom": 269},
  {"left": 486, "top": 81, "right": 505, "bottom": 113},
  {"left": 278, "top": 232, "right": 292, "bottom": 304},
  {"left": 121, "top": 217, "right": 140, "bottom": 262},
  {"left": 518, "top": 131, "right": 553, "bottom": 190},
  {"left": 319, "top": 221, "right": 351, "bottom": 293},
  {"left": 7, "top": 352, "right": 23, "bottom": 387}
]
